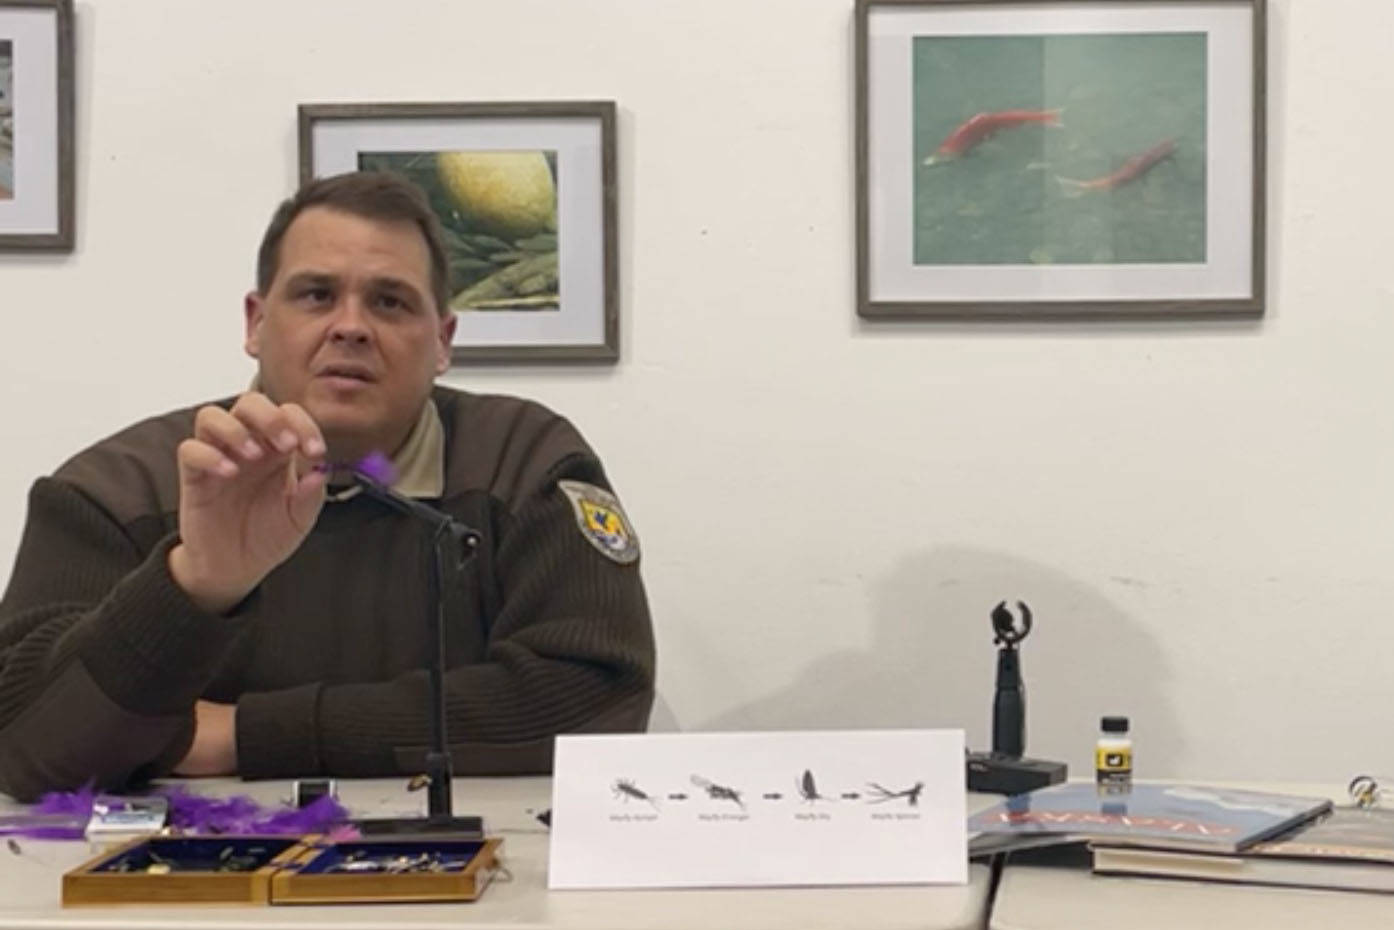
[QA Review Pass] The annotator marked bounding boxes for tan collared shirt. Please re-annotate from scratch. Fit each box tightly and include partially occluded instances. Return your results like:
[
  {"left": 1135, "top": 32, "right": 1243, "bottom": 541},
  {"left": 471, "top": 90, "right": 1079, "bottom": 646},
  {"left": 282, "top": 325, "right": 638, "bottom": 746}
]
[
  {"left": 325, "top": 400, "right": 445, "bottom": 503},
  {"left": 381, "top": 399, "right": 445, "bottom": 499},
  {"left": 249, "top": 378, "right": 444, "bottom": 502}
]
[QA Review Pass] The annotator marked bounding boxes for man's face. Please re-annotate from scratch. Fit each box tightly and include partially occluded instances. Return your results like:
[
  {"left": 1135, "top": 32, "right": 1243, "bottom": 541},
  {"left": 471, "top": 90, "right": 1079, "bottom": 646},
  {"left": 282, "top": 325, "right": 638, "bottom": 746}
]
[{"left": 245, "top": 206, "right": 455, "bottom": 462}]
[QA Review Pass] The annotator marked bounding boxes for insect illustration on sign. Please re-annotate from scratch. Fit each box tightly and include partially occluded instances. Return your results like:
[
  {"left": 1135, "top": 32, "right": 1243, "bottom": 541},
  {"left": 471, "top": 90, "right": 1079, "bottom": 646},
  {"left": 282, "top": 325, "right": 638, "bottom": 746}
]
[
  {"left": 867, "top": 781, "right": 925, "bottom": 807},
  {"left": 611, "top": 779, "right": 660, "bottom": 810},
  {"left": 796, "top": 769, "right": 833, "bottom": 803},
  {"left": 691, "top": 775, "right": 745, "bottom": 810}
]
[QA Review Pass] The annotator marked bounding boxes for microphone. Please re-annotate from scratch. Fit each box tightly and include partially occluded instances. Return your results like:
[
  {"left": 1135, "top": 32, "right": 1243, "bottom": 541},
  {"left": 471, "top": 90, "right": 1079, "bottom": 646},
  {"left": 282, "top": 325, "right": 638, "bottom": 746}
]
[
  {"left": 347, "top": 452, "right": 480, "bottom": 552},
  {"left": 338, "top": 452, "right": 484, "bottom": 836}
]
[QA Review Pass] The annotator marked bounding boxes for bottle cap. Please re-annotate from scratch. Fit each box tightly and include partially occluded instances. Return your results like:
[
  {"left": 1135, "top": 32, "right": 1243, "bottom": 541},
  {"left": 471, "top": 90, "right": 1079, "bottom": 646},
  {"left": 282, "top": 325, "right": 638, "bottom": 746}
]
[{"left": 1101, "top": 716, "right": 1129, "bottom": 733}]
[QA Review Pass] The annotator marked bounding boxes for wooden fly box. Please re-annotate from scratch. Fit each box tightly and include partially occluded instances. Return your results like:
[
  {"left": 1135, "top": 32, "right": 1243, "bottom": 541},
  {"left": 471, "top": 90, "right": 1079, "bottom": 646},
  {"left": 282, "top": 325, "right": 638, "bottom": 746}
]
[
  {"left": 269, "top": 837, "right": 503, "bottom": 904},
  {"left": 62, "top": 835, "right": 309, "bottom": 906}
]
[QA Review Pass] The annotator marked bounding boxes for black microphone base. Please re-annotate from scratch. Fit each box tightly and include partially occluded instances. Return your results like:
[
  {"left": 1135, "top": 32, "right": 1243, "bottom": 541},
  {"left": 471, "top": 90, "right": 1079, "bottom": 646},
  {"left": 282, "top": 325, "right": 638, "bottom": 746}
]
[
  {"left": 354, "top": 815, "right": 485, "bottom": 839},
  {"left": 966, "top": 751, "right": 1067, "bottom": 795}
]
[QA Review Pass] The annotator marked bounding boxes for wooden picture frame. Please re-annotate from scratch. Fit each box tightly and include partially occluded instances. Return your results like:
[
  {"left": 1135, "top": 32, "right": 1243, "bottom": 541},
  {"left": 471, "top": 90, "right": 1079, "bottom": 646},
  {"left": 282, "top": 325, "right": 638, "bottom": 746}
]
[
  {"left": 856, "top": 0, "right": 1266, "bottom": 319},
  {"left": 300, "top": 101, "right": 619, "bottom": 362},
  {"left": 0, "top": 0, "right": 74, "bottom": 250}
]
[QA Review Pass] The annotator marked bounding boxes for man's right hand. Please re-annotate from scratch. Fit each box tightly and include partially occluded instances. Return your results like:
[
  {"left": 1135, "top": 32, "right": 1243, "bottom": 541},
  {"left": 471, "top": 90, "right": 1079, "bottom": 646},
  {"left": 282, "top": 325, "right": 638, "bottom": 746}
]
[{"left": 167, "top": 392, "right": 328, "bottom": 614}]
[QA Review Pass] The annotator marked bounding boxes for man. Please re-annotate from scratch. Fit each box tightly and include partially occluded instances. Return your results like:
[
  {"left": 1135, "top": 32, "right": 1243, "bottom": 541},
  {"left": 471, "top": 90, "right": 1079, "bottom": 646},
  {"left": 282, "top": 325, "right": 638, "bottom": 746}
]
[{"left": 0, "top": 172, "right": 655, "bottom": 801}]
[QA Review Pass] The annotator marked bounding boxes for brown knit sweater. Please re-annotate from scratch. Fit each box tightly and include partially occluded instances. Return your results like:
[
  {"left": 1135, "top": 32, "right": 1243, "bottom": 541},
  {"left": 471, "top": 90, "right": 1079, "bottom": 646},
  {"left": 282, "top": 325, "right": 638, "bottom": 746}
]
[{"left": 0, "top": 387, "right": 655, "bottom": 801}]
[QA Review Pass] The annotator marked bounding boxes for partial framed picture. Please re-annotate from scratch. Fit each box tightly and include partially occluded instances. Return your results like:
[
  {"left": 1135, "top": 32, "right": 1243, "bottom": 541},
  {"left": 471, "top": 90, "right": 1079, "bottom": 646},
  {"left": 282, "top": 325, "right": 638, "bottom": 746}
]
[
  {"left": 300, "top": 101, "right": 618, "bottom": 363},
  {"left": 856, "top": 0, "right": 1265, "bottom": 319},
  {"left": 0, "top": 0, "right": 74, "bottom": 250}
]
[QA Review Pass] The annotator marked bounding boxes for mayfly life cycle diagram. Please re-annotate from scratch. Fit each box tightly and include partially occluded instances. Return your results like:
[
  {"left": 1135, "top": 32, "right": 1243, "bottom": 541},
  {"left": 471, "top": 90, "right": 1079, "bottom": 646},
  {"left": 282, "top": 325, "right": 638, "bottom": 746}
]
[{"left": 607, "top": 769, "right": 929, "bottom": 823}]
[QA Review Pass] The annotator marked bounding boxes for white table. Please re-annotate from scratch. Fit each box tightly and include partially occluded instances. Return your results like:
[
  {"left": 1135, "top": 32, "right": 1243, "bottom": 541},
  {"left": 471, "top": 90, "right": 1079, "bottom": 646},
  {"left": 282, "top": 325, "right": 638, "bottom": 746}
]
[
  {"left": 991, "top": 782, "right": 1394, "bottom": 930},
  {"left": 991, "top": 856, "right": 1394, "bottom": 929},
  {"left": 0, "top": 777, "right": 992, "bottom": 930}
]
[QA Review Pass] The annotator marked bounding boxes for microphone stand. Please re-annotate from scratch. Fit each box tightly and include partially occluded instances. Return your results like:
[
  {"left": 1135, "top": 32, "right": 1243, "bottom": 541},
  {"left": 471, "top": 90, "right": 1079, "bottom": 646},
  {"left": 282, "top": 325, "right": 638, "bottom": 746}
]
[{"left": 350, "top": 472, "right": 485, "bottom": 836}]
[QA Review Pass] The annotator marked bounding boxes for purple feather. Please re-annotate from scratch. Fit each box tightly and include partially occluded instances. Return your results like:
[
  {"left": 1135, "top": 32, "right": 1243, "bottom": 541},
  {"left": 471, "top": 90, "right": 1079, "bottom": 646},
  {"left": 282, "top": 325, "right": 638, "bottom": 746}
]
[
  {"left": 354, "top": 451, "right": 397, "bottom": 486},
  {"left": 34, "top": 782, "right": 96, "bottom": 818},
  {"left": 0, "top": 816, "right": 89, "bottom": 840},
  {"left": 2, "top": 783, "right": 349, "bottom": 841},
  {"left": 158, "top": 785, "right": 349, "bottom": 834},
  {"left": 2, "top": 783, "right": 99, "bottom": 839},
  {"left": 244, "top": 795, "right": 350, "bottom": 835},
  {"left": 159, "top": 785, "right": 260, "bottom": 833}
]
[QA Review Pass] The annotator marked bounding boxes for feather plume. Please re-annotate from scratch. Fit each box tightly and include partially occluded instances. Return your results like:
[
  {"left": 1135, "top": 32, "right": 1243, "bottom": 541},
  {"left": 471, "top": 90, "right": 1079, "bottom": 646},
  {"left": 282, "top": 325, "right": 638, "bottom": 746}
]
[
  {"left": 1, "top": 783, "right": 349, "bottom": 840},
  {"left": 158, "top": 785, "right": 349, "bottom": 834},
  {"left": 354, "top": 451, "right": 398, "bottom": 486}
]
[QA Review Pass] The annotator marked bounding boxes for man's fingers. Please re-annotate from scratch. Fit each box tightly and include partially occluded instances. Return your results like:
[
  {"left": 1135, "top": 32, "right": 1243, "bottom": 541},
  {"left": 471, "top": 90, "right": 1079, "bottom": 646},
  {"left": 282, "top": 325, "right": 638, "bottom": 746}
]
[
  {"left": 280, "top": 403, "right": 327, "bottom": 461},
  {"left": 193, "top": 405, "right": 267, "bottom": 464},
  {"left": 289, "top": 468, "right": 328, "bottom": 530},
  {"left": 231, "top": 392, "right": 324, "bottom": 458},
  {"left": 229, "top": 392, "right": 301, "bottom": 455},
  {"left": 177, "top": 438, "right": 238, "bottom": 481}
]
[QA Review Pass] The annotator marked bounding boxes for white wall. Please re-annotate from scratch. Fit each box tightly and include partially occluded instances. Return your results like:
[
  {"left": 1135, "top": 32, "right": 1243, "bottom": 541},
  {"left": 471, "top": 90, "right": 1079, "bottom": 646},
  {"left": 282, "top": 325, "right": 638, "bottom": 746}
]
[{"left": 2, "top": 0, "right": 1391, "bottom": 785}]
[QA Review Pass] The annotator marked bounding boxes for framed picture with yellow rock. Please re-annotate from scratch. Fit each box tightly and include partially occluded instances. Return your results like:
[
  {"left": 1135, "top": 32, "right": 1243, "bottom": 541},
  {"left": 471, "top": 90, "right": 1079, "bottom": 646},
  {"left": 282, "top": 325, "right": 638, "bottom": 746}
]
[{"left": 299, "top": 101, "right": 618, "bottom": 362}]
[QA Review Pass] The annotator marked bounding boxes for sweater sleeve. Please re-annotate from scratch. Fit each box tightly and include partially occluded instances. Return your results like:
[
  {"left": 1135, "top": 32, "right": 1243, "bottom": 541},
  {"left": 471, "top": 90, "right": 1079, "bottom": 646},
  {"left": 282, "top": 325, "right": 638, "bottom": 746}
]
[
  {"left": 0, "top": 479, "right": 250, "bottom": 801},
  {"left": 234, "top": 453, "right": 656, "bottom": 778}
]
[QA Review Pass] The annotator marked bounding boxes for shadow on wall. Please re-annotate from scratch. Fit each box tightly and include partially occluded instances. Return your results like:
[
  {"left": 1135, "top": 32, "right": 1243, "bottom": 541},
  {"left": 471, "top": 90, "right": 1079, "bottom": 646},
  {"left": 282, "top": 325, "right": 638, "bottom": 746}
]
[
  {"left": 647, "top": 693, "right": 681, "bottom": 732},
  {"left": 686, "top": 546, "right": 1183, "bottom": 778}
]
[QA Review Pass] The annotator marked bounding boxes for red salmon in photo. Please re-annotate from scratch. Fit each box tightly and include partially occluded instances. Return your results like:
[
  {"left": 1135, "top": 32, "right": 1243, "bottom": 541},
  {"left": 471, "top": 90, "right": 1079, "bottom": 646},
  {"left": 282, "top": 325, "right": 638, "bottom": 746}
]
[
  {"left": 1057, "top": 138, "right": 1177, "bottom": 195},
  {"left": 924, "top": 109, "right": 1064, "bottom": 165}
]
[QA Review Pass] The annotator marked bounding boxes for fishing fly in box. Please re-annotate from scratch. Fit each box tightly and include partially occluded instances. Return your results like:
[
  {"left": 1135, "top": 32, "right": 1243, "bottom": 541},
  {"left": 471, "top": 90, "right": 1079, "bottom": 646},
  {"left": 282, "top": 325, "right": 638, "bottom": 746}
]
[
  {"left": 270, "top": 837, "right": 503, "bottom": 904},
  {"left": 62, "top": 835, "right": 503, "bottom": 906},
  {"left": 62, "top": 836, "right": 307, "bottom": 906}
]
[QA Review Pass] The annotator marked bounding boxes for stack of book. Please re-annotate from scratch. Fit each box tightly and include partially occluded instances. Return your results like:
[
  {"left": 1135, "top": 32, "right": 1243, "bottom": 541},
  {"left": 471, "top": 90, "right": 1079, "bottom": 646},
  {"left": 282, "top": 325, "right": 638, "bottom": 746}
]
[
  {"left": 968, "top": 782, "right": 1394, "bottom": 893},
  {"left": 1093, "top": 806, "right": 1394, "bottom": 894}
]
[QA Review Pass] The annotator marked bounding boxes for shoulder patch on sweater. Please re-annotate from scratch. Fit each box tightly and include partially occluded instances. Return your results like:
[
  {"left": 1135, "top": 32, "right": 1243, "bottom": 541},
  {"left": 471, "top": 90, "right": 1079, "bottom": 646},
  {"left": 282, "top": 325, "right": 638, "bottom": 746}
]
[{"left": 558, "top": 480, "right": 639, "bottom": 565}]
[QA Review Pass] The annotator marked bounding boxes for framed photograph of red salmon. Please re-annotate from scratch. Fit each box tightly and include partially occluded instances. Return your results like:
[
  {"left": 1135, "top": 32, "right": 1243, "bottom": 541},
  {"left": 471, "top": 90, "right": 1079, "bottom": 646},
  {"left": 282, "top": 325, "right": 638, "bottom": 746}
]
[
  {"left": 0, "top": 0, "right": 74, "bottom": 251},
  {"left": 300, "top": 101, "right": 619, "bottom": 362},
  {"left": 855, "top": 0, "right": 1266, "bottom": 318}
]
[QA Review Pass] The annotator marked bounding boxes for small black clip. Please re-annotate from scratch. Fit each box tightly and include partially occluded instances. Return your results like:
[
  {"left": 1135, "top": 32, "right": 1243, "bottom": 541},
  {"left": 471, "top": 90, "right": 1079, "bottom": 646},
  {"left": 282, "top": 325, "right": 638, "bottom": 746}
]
[{"left": 991, "top": 600, "right": 1033, "bottom": 647}]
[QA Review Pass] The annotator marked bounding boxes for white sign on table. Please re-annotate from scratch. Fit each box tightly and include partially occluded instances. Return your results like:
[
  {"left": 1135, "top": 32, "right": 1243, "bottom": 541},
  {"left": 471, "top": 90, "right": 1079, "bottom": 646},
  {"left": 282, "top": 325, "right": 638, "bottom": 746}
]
[{"left": 548, "top": 729, "right": 966, "bottom": 889}]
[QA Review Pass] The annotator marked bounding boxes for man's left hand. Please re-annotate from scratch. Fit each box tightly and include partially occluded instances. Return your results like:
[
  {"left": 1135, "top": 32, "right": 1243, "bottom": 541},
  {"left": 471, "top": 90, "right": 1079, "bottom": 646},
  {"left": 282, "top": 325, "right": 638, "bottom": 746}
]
[{"left": 173, "top": 700, "right": 238, "bottom": 776}]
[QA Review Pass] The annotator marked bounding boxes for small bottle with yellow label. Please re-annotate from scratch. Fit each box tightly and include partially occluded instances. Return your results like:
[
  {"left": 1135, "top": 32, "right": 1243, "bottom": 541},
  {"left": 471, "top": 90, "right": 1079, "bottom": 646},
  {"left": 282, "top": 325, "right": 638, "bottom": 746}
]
[{"left": 1095, "top": 716, "right": 1133, "bottom": 787}]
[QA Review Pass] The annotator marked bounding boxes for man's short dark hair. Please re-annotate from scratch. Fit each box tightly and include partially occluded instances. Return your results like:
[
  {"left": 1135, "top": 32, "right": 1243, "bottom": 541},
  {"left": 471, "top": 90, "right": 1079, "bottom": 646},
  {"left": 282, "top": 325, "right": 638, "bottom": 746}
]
[{"left": 256, "top": 171, "right": 452, "bottom": 316}]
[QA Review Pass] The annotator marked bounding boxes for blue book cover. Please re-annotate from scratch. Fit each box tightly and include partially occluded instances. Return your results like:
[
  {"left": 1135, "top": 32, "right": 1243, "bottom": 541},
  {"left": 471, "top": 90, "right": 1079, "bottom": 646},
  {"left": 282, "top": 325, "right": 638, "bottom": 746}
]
[{"left": 969, "top": 783, "right": 1332, "bottom": 853}]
